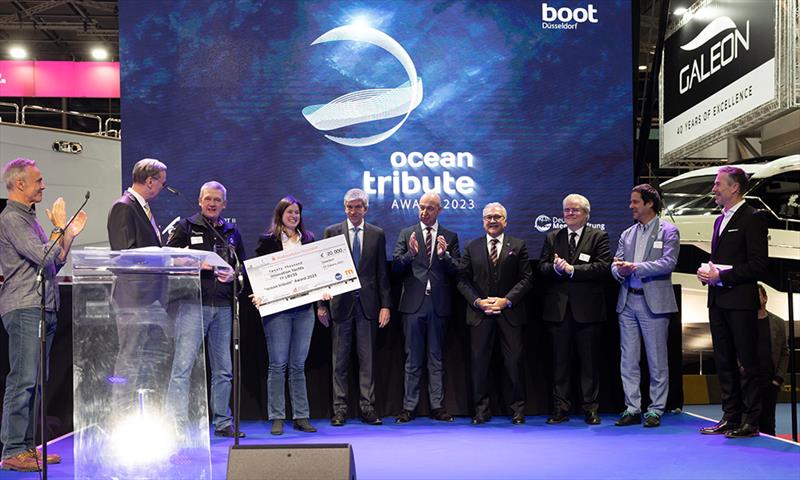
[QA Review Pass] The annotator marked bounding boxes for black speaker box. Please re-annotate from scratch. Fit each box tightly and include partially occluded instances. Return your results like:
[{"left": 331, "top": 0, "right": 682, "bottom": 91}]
[{"left": 227, "top": 443, "right": 356, "bottom": 480}]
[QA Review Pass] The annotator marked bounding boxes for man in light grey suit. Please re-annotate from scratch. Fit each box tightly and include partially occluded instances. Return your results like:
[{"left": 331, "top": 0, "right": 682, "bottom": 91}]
[{"left": 611, "top": 184, "right": 679, "bottom": 428}]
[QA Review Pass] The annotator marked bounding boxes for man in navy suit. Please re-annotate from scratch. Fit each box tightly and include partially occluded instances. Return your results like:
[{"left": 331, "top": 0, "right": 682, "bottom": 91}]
[
  {"left": 392, "top": 192, "right": 460, "bottom": 423},
  {"left": 457, "top": 202, "right": 533, "bottom": 425},
  {"left": 611, "top": 184, "right": 679, "bottom": 428},
  {"left": 107, "top": 158, "right": 167, "bottom": 250},
  {"left": 697, "top": 166, "right": 768, "bottom": 438},
  {"left": 318, "top": 188, "right": 392, "bottom": 426}
]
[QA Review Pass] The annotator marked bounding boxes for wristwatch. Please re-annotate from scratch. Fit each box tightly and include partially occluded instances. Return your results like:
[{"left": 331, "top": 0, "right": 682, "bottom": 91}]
[{"left": 51, "top": 227, "right": 65, "bottom": 235}]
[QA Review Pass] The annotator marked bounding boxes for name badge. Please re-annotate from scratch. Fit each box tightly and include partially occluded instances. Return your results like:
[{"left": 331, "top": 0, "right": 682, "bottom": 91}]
[
  {"left": 578, "top": 253, "right": 590, "bottom": 262},
  {"left": 190, "top": 236, "right": 203, "bottom": 245},
  {"left": 653, "top": 241, "right": 663, "bottom": 249}
]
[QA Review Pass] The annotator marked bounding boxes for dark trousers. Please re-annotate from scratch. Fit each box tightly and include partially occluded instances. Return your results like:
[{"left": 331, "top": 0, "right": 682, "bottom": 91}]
[
  {"left": 759, "top": 384, "right": 779, "bottom": 436},
  {"left": 331, "top": 302, "right": 377, "bottom": 415},
  {"left": 709, "top": 307, "right": 761, "bottom": 425},
  {"left": 469, "top": 314, "right": 525, "bottom": 418},
  {"left": 548, "top": 305, "right": 602, "bottom": 413},
  {"left": 402, "top": 296, "right": 446, "bottom": 411}
]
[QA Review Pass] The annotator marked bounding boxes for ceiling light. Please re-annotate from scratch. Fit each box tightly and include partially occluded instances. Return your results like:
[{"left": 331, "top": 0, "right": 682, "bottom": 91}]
[
  {"left": 91, "top": 47, "right": 108, "bottom": 60},
  {"left": 9, "top": 46, "right": 27, "bottom": 59},
  {"left": 673, "top": 7, "right": 687, "bottom": 15},
  {"left": 638, "top": 65, "right": 647, "bottom": 71}
]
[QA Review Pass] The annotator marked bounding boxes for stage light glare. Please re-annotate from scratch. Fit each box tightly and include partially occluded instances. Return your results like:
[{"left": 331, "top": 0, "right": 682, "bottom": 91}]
[
  {"left": 350, "top": 15, "right": 371, "bottom": 27},
  {"left": 673, "top": 7, "right": 687, "bottom": 16},
  {"left": 110, "top": 412, "right": 176, "bottom": 467},
  {"left": 638, "top": 65, "right": 647, "bottom": 71},
  {"left": 9, "top": 46, "right": 27, "bottom": 59},
  {"left": 695, "top": 6, "right": 717, "bottom": 20},
  {"left": 91, "top": 47, "right": 108, "bottom": 60}
]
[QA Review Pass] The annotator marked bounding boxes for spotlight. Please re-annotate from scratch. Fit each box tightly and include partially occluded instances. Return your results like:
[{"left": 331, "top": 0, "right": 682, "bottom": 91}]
[
  {"left": 9, "top": 46, "right": 27, "bottom": 59},
  {"left": 673, "top": 7, "right": 687, "bottom": 16},
  {"left": 91, "top": 47, "right": 108, "bottom": 60},
  {"left": 638, "top": 65, "right": 647, "bottom": 71}
]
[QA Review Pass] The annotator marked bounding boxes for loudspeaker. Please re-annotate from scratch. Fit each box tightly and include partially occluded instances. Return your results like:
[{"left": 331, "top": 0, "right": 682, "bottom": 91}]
[{"left": 227, "top": 444, "right": 356, "bottom": 480}]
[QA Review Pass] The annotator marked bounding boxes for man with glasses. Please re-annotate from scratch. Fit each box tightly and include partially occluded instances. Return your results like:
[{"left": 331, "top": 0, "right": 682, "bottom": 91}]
[
  {"left": 539, "top": 194, "right": 611, "bottom": 425},
  {"left": 457, "top": 202, "right": 532, "bottom": 425},
  {"left": 318, "top": 188, "right": 392, "bottom": 426},
  {"left": 392, "top": 192, "right": 460, "bottom": 424}
]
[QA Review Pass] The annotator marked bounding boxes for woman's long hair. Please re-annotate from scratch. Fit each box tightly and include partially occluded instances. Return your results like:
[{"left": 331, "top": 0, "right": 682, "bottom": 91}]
[{"left": 267, "top": 195, "right": 314, "bottom": 242}]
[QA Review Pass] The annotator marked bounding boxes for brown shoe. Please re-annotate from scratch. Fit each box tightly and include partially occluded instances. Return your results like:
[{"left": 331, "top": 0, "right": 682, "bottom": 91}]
[
  {"left": 1, "top": 452, "right": 41, "bottom": 472},
  {"left": 26, "top": 448, "right": 62, "bottom": 464}
]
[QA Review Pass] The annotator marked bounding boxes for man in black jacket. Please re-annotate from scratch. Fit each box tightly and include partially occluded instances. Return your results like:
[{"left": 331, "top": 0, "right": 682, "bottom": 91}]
[
  {"left": 165, "top": 181, "right": 246, "bottom": 438},
  {"left": 457, "top": 202, "right": 533, "bottom": 425},
  {"left": 697, "top": 166, "right": 768, "bottom": 438},
  {"left": 392, "top": 192, "right": 460, "bottom": 423},
  {"left": 539, "top": 193, "right": 611, "bottom": 425},
  {"left": 317, "top": 188, "right": 392, "bottom": 426}
]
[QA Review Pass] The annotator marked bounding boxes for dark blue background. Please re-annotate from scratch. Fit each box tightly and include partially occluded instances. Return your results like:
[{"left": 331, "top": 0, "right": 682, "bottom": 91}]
[{"left": 119, "top": 0, "right": 633, "bottom": 257}]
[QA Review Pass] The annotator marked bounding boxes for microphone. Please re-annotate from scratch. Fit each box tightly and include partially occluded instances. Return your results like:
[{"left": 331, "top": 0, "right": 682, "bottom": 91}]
[
  {"left": 166, "top": 186, "right": 180, "bottom": 196},
  {"left": 85, "top": 190, "right": 91, "bottom": 200}
]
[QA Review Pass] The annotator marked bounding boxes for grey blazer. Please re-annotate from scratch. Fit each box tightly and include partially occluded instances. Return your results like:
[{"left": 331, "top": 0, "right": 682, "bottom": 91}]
[{"left": 612, "top": 218, "right": 680, "bottom": 315}]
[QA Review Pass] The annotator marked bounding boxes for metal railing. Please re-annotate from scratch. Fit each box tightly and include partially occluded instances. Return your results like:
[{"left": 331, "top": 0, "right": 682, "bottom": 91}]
[
  {"left": 104, "top": 117, "right": 121, "bottom": 138},
  {"left": 0, "top": 102, "right": 20, "bottom": 123},
  {"left": 21, "top": 105, "right": 103, "bottom": 134}
]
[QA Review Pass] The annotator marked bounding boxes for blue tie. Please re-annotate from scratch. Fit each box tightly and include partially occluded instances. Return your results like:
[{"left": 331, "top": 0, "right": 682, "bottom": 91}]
[{"left": 351, "top": 227, "right": 361, "bottom": 267}]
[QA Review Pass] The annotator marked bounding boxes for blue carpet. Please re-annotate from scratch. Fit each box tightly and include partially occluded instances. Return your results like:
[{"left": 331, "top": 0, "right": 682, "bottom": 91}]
[
  {"left": 685, "top": 403, "right": 800, "bottom": 438},
  {"left": 3, "top": 413, "right": 798, "bottom": 479}
]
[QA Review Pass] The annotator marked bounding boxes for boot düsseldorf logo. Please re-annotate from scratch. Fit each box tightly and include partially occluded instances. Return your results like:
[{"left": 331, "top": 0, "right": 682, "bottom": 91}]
[{"left": 302, "top": 25, "right": 424, "bottom": 147}]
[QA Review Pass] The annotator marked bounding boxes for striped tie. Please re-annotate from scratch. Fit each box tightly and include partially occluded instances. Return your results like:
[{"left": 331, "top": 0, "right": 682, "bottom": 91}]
[
  {"left": 490, "top": 238, "right": 499, "bottom": 266},
  {"left": 143, "top": 203, "right": 162, "bottom": 245},
  {"left": 425, "top": 227, "right": 433, "bottom": 265}
]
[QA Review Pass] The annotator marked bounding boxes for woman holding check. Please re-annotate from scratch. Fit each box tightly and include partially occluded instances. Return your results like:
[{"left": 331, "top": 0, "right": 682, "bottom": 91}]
[{"left": 252, "top": 196, "right": 328, "bottom": 435}]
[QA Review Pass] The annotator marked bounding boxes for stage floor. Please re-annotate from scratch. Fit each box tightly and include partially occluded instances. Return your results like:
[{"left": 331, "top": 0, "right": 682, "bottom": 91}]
[{"left": 2, "top": 412, "right": 798, "bottom": 479}]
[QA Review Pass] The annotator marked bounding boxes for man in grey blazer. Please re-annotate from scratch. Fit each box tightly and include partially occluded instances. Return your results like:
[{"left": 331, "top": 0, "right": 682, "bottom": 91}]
[{"left": 611, "top": 184, "right": 679, "bottom": 428}]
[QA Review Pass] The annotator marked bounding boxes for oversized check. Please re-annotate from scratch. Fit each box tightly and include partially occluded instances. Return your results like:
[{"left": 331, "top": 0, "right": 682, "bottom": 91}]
[{"left": 244, "top": 235, "right": 361, "bottom": 317}]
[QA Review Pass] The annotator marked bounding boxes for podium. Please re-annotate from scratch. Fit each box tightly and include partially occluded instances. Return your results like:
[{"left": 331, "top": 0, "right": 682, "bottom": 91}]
[{"left": 71, "top": 248, "right": 226, "bottom": 479}]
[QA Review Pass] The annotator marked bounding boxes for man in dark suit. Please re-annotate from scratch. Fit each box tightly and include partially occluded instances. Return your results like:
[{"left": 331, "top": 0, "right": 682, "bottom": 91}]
[
  {"left": 457, "top": 202, "right": 533, "bottom": 425},
  {"left": 317, "top": 188, "right": 392, "bottom": 426},
  {"left": 697, "top": 166, "right": 768, "bottom": 438},
  {"left": 392, "top": 192, "right": 460, "bottom": 423},
  {"left": 539, "top": 193, "right": 611, "bottom": 425},
  {"left": 107, "top": 158, "right": 167, "bottom": 250}
]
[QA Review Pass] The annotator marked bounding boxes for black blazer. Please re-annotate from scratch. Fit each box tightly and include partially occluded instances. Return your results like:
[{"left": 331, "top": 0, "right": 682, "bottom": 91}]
[
  {"left": 255, "top": 230, "right": 315, "bottom": 257},
  {"left": 456, "top": 235, "right": 533, "bottom": 327},
  {"left": 107, "top": 191, "right": 161, "bottom": 250},
  {"left": 708, "top": 204, "right": 768, "bottom": 310},
  {"left": 323, "top": 221, "right": 392, "bottom": 321},
  {"left": 538, "top": 226, "right": 611, "bottom": 323},
  {"left": 392, "top": 223, "right": 460, "bottom": 316}
]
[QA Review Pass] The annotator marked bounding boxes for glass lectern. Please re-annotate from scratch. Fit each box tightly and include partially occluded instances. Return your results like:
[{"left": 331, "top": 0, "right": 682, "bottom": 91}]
[{"left": 71, "top": 248, "right": 222, "bottom": 480}]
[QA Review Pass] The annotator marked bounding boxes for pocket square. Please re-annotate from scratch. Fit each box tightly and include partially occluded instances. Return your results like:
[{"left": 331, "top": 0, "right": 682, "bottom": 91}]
[{"left": 727, "top": 228, "right": 739, "bottom": 232}]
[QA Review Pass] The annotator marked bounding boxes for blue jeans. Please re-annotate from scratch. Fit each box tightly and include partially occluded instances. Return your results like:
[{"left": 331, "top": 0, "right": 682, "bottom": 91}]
[
  {"left": 618, "top": 294, "right": 670, "bottom": 415},
  {"left": 1, "top": 308, "right": 56, "bottom": 459},
  {"left": 166, "top": 304, "right": 233, "bottom": 430},
  {"left": 262, "top": 306, "right": 314, "bottom": 420}
]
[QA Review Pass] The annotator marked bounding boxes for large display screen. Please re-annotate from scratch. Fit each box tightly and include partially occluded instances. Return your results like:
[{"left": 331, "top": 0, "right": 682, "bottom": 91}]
[{"left": 119, "top": 0, "right": 633, "bottom": 257}]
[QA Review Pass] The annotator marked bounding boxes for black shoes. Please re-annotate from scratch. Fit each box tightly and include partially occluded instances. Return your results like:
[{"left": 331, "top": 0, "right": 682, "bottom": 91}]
[
  {"left": 293, "top": 418, "right": 317, "bottom": 433},
  {"left": 643, "top": 412, "right": 661, "bottom": 428},
  {"left": 471, "top": 415, "right": 490, "bottom": 425},
  {"left": 615, "top": 411, "right": 642, "bottom": 427},
  {"left": 331, "top": 412, "right": 346, "bottom": 427},
  {"left": 700, "top": 419, "right": 739, "bottom": 435},
  {"left": 511, "top": 413, "right": 525, "bottom": 425},
  {"left": 361, "top": 410, "right": 383, "bottom": 425},
  {"left": 395, "top": 409, "right": 413, "bottom": 424},
  {"left": 270, "top": 419, "right": 284, "bottom": 435},
  {"left": 725, "top": 424, "right": 759, "bottom": 438},
  {"left": 214, "top": 425, "right": 246, "bottom": 438},
  {"left": 584, "top": 410, "right": 601, "bottom": 425},
  {"left": 546, "top": 410, "right": 569, "bottom": 424},
  {"left": 431, "top": 408, "right": 454, "bottom": 422}
]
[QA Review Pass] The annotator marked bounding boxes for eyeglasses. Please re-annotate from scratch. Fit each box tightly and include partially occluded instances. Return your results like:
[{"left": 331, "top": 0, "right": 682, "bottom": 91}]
[
  {"left": 563, "top": 208, "right": 583, "bottom": 214},
  {"left": 483, "top": 214, "right": 505, "bottom": 222}
]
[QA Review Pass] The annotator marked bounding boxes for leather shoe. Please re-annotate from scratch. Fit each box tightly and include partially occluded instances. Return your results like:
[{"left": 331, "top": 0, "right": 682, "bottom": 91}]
[
  {"left": 361, "top": 410, "right": 383, "bottom": 425},
  {"left": 214, "top": 425, "right": 246, "bottom": 438},
  {"left": 331, "top": 412, "right": 346, "bottom": 427},
  {"left": 585, "top": 410, "right": 601, "bottom": 425},
  {"left": 614, "top": 411, "right": 641, "bottom": 427},
  {"left": 270, "top": 419, "right": 284, "bottom": 436},
  {"left": 511, "top": 413, "right": 525, "bottom": 425},
  {"left": 395, "top": 409, "right": 413, "bottom": 424},
  {"left": 431, "top": 408, "right": 454, "bottom": 422},
  {"left": 643, "top": 412, "right": 661, "bottom": 428},
  {"left": 546, "top": 411, "right": 569, "bottom": 424},
  {"left": 725, "top": 424, "right": 759, "bottom": 438},
  {"left": 700, "top": 419, "right": 739, "bottom": 435},
  {"left": 293, "top": 418, "right": 317, "bottom": 433},
  {"left": 471, "top": 415, "right": 488, "bottom": 425}
]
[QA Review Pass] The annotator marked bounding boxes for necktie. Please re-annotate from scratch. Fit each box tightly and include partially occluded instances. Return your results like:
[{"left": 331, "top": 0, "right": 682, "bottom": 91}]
[
  {"left": 568, "top": 232, "right": 577, "bottom": 259},
  {"left": 143, "top": 203, "right": 161, "bottom": 245},
  {"left": 425, "top": 227, "right": 434, "bottom": 265},
  {"left": 489, "top": 238, "right": 499, "bottom": 266},
  {"left": 351, "top": 227, "right": 361, "bottom": 267}
]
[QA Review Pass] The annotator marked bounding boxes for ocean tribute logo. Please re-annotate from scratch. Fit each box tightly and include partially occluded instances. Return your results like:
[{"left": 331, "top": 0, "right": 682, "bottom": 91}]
[{"left": 302, "top": 25, "right": 423, "bottom": 147}]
